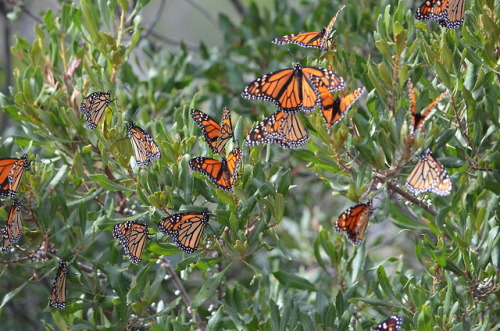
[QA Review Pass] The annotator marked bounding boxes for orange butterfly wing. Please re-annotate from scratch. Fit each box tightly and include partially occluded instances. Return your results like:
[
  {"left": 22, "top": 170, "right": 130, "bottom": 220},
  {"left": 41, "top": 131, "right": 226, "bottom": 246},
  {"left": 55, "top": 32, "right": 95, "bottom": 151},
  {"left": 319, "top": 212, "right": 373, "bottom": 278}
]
[
  {"left": 415, "top": 0, "right": 464, "bottom": 29},
  {"left": 80, "top": 91, "right": 114, "bottom": 130},
  {"left": 0, "top": 155, "right": 30, "bottom": 199},
  {"left": 335, "top": 199, "right": 373, "bottom": 245},
  {"left": 127, "top": 121, "right": 161, "bottom": 168},
  {"left": 191, "top": 108, "right": 233, "bottom": 154},
  {"left": 405, "top": 149, "right": 451, "bottom": 196},
  {"left": 1, "top": 200, "right": 23, "bottom": 252},
  {"left": 320, "top": 87, "right": 366, "bottom": 131},
  {"left": 112, "top": 221, "right": 149, "bottom": 264},
  {"left": 373, "top": 315, "right": 403, "bottom": 331},
  {"left": 158, "top": 209, "right": 210, "bottom": 254},
  {"left": 49, "top": 261, "right": 69, "bottom": 310}
]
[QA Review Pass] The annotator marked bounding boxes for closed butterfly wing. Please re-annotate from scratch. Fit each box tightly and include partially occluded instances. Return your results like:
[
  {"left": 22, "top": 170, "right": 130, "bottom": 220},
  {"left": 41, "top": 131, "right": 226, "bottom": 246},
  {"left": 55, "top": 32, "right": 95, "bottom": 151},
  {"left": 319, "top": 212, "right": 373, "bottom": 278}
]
[
  {"left": 80, "top": 90, "right": 114, "bottom": 130},
  {"left": 112, "top": 221, "right": 149, "bottom": 264},
  {"left": 49, "top": 261, "right": 69, "bottom": 310},
  {"left": 127, "top": 121, "right": 161, "bottom": 168},
  {"left": 335, "top": 199, "right": 373, "bottom": 245},
  {"left": 1, "top": 200, "right": 23, "bottom": 252},
  {"left": 0, "top": 154, "right": 30, "bottom": 199},
  {"left": 242, "top": 63, "right": 345, "bottom": 113},
  {"left": 415, "top": 0, "right": 465, "bottom": 29},
  {"left": 405, "top": 149, "right": 451, "bottom": 196},
  {"left": 189, "top": 148, "right": 242, "bottom": 192},
  {"left": 158, "top": 209, "right": 210, "bottom": 254},
  {"left": 191, "top": 108, "right": 233, "bottom": 154},
  {"left": 438, "top": 0, "right": 466, "bottom": 29},
  {"left": 320, "top": 86, "right": 366, "bottom": 131},
  {"left": 373, "top": 315, "right": 403, "bottom": 331},
  {"left": 245, "top": 110, "right": 308, "bottom": 148}
]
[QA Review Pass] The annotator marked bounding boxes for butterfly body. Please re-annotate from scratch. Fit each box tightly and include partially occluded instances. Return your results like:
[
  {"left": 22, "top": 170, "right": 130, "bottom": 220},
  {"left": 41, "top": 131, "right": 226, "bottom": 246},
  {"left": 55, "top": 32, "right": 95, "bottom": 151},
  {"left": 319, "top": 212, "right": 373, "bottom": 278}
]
[
  {"left": 80, "top": 90, "right": 114, "bottom": 130},
  {"left": 242, "top": 63, "right": 345, "bottom": 113},
  {"left": 320, "top": 86, "right": 366, "bottom": 131},
  {"left": 191, "top": 108, "right": 233, "bottom": 154},
  {"left": 373, "top": 315, "right": 403, "bottom": 331},
  {"left": 189, "top": 148, "right": 242, "bottom": 192},
  {"left": 0, "top": 154, "right": 30, "bottom": 198},
  {"left": 127, "top": 121, "right": 161, "bottom": 168},
  {"left": 1, "top": 200, "right": 23, "bottom": 252},
  {"left": 49, "top": 261, "right": 69, "bottom": 310},
  {"left": 335, "top": 199, "right": 373, "bottom": 245},
  {"left": 112, "top": 221, "right": 149, "bottom": 264},
  {"left": 405, "top": 149, "right": 452, "bottom": 196},
  {"left": 158, "top": 209, "right": 210, "bottom": 254}
]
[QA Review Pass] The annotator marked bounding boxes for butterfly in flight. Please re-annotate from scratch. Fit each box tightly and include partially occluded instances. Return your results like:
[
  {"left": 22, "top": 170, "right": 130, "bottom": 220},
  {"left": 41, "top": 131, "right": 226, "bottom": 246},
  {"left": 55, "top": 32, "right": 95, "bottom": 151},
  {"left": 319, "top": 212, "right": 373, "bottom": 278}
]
[
  {"left": 1, "top": 200, "right": 23, "bottom": 252},
  {"left": 335, "top": 199, "right": 373, "bottom": 245},
  {"left": 80, "top": 90, "right": 115, "bottom": 130},
  {"left": 0, "top": 154, "right": 30, "bottom": 199},
  {"left": 241, "top": 63, "right": 346, "bottom": 113},
  {"left": 158, "top": 209, "right": 210, "bottom": 254},
  {"left": 191, "top": 107, "right": 234, "bottom": 155},
  {"left": 372, "top": 315, "right": 403, "bottom": 331},
  {"left": 407, "top": 79, "right": 448, "bottom": 140},
  {"left": 127, "top": 121, "right": 161, "bottom": 168},
  {"left": 415, "top": 0, "right": 466, "bottom": 29},
  {"left": 319, "top": 86, "right": 366, "bottom": 132},
  {"left": 49, "top": 260, "right": 69, "bottom": 310},
  {"left": 272, "top": 5, "right": 345, "bottom": 51},
  {"left": 245, "top": 110, "right": 308, "bottom": 149},
  {"left": 405, "top": 149, "right": 452, "bottom": 196},
  {"left": 112, "top": 221, "right": 149, "bottom": 264},
  {"left": 189, "top": 148, "right": 242, "bottom": 192}
]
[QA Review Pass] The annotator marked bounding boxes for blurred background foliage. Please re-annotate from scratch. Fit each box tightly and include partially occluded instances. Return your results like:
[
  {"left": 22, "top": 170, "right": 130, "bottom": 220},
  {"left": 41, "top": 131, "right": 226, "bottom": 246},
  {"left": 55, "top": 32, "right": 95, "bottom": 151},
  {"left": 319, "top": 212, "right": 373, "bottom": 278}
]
[{"left": 0, "top": 0, "right": 499, "bottom": 329}]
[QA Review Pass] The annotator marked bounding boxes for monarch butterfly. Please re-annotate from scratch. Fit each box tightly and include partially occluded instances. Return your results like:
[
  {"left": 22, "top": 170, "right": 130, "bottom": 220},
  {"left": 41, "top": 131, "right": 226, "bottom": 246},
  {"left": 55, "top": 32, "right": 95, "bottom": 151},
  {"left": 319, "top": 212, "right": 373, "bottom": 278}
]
[
  {"left": 373, "top": 315, "right": 403, "bottom": 331},
  {"left": 189, "top": 148, "right": 242, "bottom": 192},
  {"left": 335, "top": 199, "right": 373, "bottom": 245},
  {"left": 245, "top": 110, "right": 308, "bottom": 148},
  {"left": 127, "top": 121, "right": 161, "bottom": 168},
  {"left": 241, "top": 63, "right": 346, "bottom": 113},
  {"left": 0, "top": 154, "right": 30, "bottom": 199},
  {"left": 319, "top": 86, "right": 366, "bottom": 132},
  {"left": 49, "top": 260, "right": 69, "bottom": 310},
  {"left": 272, "top": 5, "right": 345, "bottom": 51},
  {"left": 158, "top": 209, "right": 210, "bottom": 254},
  {"left": 191, "top": 108, "right": 233, "bottom": 154},
  {"left": 1, "top": 200, "right": 23, "bottom": 252},
  {"left": 407, "top": 79, "right": 448, "bottom": 140},
  {"left": 112, "top": 221, "right": 149, "bottom": 264},
  {"left": 405, "top": 149, "right": 452, "bottom": 196},
  {"left": 80, "top": 90, "right": 115, "bottom": 130},
  {"left": 415, "top": 0, "right": 466, "bottom": 29}
]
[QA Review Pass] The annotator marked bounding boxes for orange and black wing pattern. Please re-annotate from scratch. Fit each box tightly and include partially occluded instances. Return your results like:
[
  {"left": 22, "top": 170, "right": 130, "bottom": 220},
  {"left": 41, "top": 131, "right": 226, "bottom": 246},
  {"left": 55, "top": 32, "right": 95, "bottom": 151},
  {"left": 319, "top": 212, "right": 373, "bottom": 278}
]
[
  {"left": 1, "top": 200, "right": 23, "bottom": 252},
  {"left": 405, "top": 149, "right": 452, "bottom": 196},
  {"left": 415, "top": 0, "right": 465, "bottom": 29},
  {"left": 127, "top": 121, "right": 161, "bottom": 168},
  {"left": 80, "top": 90, "right": 114, "bottom": 130},
  {"left": 112, "top": 221, "right": 149, "bottom": 264},
  {"left": 245, "top": 110, "right": 308, "bottom": 148},
  {"left": 241, "top": 63, "right": 345, "bottom": 113},
  {"left": 408, "top": 80, "right": 448, "bottom": 139},
  {"left": 189, "top": 148, "right": 242, "bottom": 192},
  {"left": 335, "top": 199, "right": 373, "bottom": 245},
  {"left": 320, "top": 86, "right": 366, "bottom": 131},
  {"left": 272, "top": 5, "right": 345, "bottom": 51},
  {"left": 158, "top": 209, "right": 210, "bottom": 254},
  {"left": 191, "top": 108, "right": 233, "bottom": 154},
  {"left": 0, "top": 154, "right": 30, "bottom": 199},
  {"left": 373, "top": 315, "right": 403, "bottom": 331},
  {"left": 49, "top": 260, "right": 69, "bottom": 310}
]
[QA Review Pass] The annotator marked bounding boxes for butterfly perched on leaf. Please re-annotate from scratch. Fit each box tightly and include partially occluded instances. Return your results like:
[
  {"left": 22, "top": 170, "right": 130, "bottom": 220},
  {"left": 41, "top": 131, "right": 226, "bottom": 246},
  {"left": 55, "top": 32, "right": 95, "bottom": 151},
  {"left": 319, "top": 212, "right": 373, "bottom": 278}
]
[
  {"left": 112, "top": 221, "right": 149, "bottom": 264},
  {"left": 335, "top": 199, "right": 373, "bottom": 245},
  {"left": 415, "top": 0, "right": 466, "bottom": 29},
  {"left": 158, "top": 209, "right": 210, "bottom": 254},
  {"left": 405, "top": 149, "right": 452, "bottom": 196},
  {"left": 407, "top": 79, "right": 448, "bottom": 140},
  {"left": 49, "top": 260, "right": 69, "bottom": 310},
  {"left": 0, "top": 154, "right": 30, "bottom": 199},
  {"left": 80, "top": 90, "right": 115, "bottom": 130},
  {"left": 191, "top": 107, "right": 234, "bottom": 155},
  {"left": 245, "top": 110, "right": 308, "bottom": 149},
  {"left": 1, "top": 200, "right": 23, "bottom": 252},
  {"left": 319, "top": 86, "right": 366, "bottom": 132},
  {"left": 272, "top": 5, "right": 345, "bottom": 51},
  {"left": 189, "top": 148, "right": 242, "bottom": 192},
  {"left": 241, "top": 63, "right": 346, "bottom": 113},
  {"left": 127, "top": 121, "right": 161, "bottom": 168},
  {"left": 372, "top": 315, "right": 403, "bottom": 331}
]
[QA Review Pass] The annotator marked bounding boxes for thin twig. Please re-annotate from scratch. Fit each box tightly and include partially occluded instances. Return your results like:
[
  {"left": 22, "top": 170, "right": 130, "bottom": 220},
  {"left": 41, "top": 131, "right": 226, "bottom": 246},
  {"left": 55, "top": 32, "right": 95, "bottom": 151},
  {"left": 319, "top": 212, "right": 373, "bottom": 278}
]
[
  {"left": 186, "top": 0, "right": 217, "bottom": 28},
  {"left": 229, "top": 0, "right": 246, "bottom": 16},
  {"left": 143, "top": 0, "right": 166, "bottom": 40}
]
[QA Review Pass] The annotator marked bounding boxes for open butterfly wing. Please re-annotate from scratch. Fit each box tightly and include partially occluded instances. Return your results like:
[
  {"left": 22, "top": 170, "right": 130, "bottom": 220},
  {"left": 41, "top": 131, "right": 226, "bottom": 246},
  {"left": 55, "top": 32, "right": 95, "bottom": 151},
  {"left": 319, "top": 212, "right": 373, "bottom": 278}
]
[
  {"left": 320, "top": 86, "right": 365, "bottom": 131},
  {"left": 335, "top": 199, "right": 373, "bottom": 245},
  {"left": 372, "top": 315, "right": 403, "bottom": 331}
]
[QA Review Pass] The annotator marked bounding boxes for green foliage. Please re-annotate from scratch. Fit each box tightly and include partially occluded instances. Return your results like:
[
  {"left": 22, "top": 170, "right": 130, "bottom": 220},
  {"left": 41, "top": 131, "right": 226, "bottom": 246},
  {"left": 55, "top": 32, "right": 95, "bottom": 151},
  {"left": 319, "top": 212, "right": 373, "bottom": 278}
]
[{"left": 0, "top": 0, "right": 499, "bottom": 329}]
